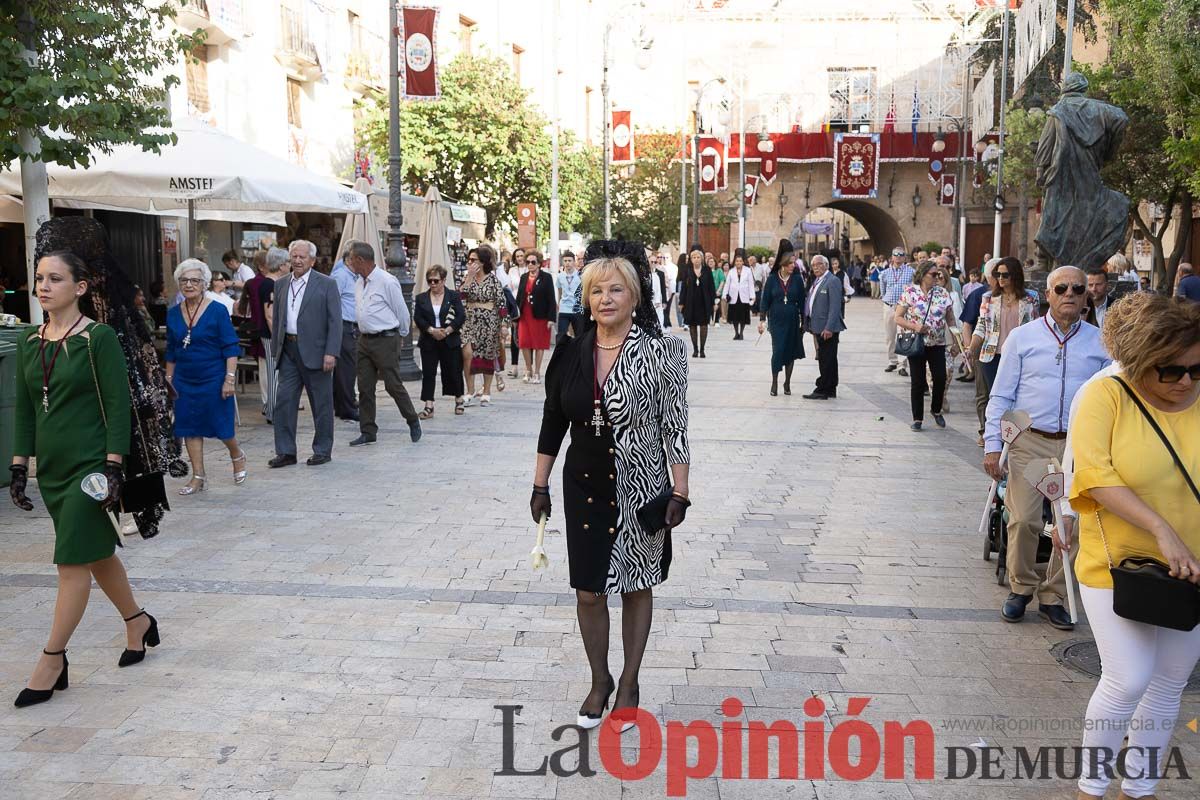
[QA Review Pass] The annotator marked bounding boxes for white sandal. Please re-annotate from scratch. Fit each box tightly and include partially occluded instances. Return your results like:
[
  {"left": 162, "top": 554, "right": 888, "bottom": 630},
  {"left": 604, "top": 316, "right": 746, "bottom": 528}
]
[
  {"left": 480, "top": 394, "right": 491, "bottom": 407},
  {"left": 231, "top": 452, "right": 248, "bottom": 485}
]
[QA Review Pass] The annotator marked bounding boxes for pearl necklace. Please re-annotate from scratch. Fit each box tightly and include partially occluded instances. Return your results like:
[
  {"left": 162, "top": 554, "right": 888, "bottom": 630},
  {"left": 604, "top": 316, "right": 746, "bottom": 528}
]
[{"left": 596, "top": 340, "right": 623, "bottom": 350}]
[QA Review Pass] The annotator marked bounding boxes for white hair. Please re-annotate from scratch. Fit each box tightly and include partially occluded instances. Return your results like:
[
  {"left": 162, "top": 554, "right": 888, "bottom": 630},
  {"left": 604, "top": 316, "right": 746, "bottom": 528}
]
[
  {"left": 981, "top": 257, "right": 1002, "bottom": 279},
  {"left": 288, "top": 239, "right": 317, "bottom": 258},
  {"left": 810, "top": 255, "right": 829, "bottom": 268},
  {"left": 1047, "top": 266, "right": 1085, "bottom": 288},
  {"left": 265, "top": 247, "right": 289, "bottom": 272},
  {"left": 174, "top": 258, "right": 211, "bottom": 288}
]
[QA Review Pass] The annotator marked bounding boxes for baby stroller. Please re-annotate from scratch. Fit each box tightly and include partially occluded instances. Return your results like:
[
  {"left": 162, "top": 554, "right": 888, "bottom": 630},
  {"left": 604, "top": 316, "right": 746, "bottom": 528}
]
[{"left": 983, "top": 478, "right": 1055, "bottom": 586}]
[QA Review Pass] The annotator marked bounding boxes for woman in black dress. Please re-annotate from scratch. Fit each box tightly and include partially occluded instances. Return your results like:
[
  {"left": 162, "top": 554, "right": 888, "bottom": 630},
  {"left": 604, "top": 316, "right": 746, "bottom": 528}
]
[
  {"left": 757, "top": 239, "right": 807, "bottom": 396},
  {"left": 531, "top": 240, "right": 692, "bottom": 734},
  {"left": 678, "top": 244, "right": 716, "bottom": 358},
  {"left": 414, "top": 265, "right": 467, "bottom": 417}
]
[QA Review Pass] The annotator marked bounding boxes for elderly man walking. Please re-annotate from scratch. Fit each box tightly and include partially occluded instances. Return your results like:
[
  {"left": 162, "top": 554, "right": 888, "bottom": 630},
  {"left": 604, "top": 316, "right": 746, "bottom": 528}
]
[
  {"left": 803, "top": 255, "right": 846, "bottom": 400},
  {"left": 270, "top": 240, "right": 342, "bottom": 467},
  {"left": 879, "top": 246, "right": 914, "bottom": 375},
  {"left": 345, "top": 240, "right": 422, "bottom": 447},
  {"left": 984, "top": 266, "right": 1111, "bottom": 630}
]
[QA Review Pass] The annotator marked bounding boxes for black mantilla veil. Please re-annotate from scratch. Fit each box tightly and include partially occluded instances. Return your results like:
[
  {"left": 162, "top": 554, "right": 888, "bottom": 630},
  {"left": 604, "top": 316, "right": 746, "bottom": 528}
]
[
  {"left": 35, "top": 216, "right": 185, "bottom": 539},
  {"left": 579, "top": 239, "right": 663, "bottom": 338}
]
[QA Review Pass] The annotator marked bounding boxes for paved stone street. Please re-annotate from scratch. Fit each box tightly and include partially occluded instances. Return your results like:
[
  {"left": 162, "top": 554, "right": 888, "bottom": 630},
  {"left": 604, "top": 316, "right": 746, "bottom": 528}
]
[{"left": 2, "top": 298, "right": 1197, "bottom": 799}]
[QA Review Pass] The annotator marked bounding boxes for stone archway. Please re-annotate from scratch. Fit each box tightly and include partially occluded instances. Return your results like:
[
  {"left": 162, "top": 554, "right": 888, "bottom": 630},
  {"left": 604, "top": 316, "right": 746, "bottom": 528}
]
[{"left": 820, "top": 200, "right": 907, "bottom": 256}]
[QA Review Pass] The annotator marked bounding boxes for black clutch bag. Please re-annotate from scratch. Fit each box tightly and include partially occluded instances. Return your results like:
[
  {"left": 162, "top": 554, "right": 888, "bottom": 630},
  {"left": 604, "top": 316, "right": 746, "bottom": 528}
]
[
  {"left": 1110, "top": 555, "right": 1200, "bottom": 632},
  {"left": 636, "top": 487, "right": 673, "bottom": 534},
  {"left": 120, "top": 472, "right": 169, "bottom": 515}
]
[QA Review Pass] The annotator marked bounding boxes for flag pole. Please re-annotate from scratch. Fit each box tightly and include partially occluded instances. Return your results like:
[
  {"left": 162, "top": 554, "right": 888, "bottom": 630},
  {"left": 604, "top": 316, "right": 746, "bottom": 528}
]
[{"left": 992, "top": 3, "right": 1011, "bottom": 258}]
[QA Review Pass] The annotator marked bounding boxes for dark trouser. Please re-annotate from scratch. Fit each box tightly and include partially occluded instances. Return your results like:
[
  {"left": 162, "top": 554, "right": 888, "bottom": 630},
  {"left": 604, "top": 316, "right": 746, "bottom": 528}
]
[
  {"left": 357, "top": 333, "right": 418, "bottom": 435},
  {"left": 557, "top": 313, "right": 579, "bottom": 337},
  {"left": 974, "top": 353, "right": 997, "bottom": 435},
  {"left": 333, "top": 320, "right": 359, "bottom": 418},
  {"left": 419, "top": 337, "right": 465, "bottom": 402},
  {"left": 907, "top": 345, "right": 947, "bottom": 422},
  {"left": 509, "top": 321, "right": 520, "bottom": 367},
  {"left": 814, "top": 332, "right": 840, "bottom": 395},
  {"left": 274, "top": 339, "right": 335, "bottom": 458}
]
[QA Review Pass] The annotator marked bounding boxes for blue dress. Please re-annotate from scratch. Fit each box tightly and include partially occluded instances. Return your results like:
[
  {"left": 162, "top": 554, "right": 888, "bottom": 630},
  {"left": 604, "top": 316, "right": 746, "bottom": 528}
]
[
  {"left": 167, "top": 301, "right": 241, "bottom": 440},
  {"left": 759, "top": 271, "right": 807, "bottom": 373}
]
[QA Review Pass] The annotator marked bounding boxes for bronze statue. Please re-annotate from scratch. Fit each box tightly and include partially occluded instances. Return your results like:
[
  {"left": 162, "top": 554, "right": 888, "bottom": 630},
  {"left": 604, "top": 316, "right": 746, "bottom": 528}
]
[{"left": 1034, "top": 73, "right": 1130, "bottom": 270}]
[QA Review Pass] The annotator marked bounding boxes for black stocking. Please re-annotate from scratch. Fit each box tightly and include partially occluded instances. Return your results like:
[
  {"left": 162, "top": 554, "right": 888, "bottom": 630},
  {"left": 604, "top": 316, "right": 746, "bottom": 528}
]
[
  {"left": 576, "top": 590, "right": 612, "bottom": 714},
  {"left": 784, "top": 362, "right": 794, "bottom": 389},
  {"left": 617, "top": 589, "right": 653, "bottom": 709},
  {"left": 689, "top": 326, "right": 699, "bottom": 354},
  {"left": 699, "top": 325, "right": 709, "bottom": 353}
]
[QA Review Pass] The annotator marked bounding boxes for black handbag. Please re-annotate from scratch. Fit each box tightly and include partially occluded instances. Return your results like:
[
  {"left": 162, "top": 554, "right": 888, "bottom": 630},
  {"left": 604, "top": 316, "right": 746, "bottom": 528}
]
[
  {"left": 1098, "top": 377, "right": 1200, "bottom": 631},
  {"left": 636, "top": 487, "right": 673, "bottom": 534},
  {"left": 894, "top": 294, "right": 933, "bottom": 358}
]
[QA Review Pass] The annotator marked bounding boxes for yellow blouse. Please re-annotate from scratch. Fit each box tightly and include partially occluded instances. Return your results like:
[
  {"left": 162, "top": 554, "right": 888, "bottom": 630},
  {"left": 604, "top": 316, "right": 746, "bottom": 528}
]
[{"left": 1070, "top": 378, "right": 1200, "bottom": 589}]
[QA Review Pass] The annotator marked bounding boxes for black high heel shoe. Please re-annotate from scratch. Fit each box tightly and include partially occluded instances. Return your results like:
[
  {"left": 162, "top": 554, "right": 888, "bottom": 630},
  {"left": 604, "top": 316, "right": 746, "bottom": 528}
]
[
  {"left": 576, "top": 674, "right": 615, "bottom": 730},
  {"left": 609, "top": 683, "right": 640, "bottom": 733},
  {"left": 770, "top": 376, "right": 779, "bottom": 396},
  {"left": 14, "top": 649, "right": 68, "bottom": 708},
  {"left": 118, "top": 609, "right": 160, "bottom": 667}
]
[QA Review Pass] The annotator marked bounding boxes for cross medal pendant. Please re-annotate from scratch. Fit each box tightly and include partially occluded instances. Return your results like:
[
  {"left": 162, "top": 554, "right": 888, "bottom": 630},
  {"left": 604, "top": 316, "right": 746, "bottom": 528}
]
[
  {"left": 42, "top": 388, "right": 49, "bottom": 412},
  {"left": 1056, "top": 346, "right": 1063, "bottom": 365},
  {"left": 591, "top": 401, "right": 605, "bottom": 437},
  {"left": 182, "top": 333, "right": 191, "bottom": 349}
]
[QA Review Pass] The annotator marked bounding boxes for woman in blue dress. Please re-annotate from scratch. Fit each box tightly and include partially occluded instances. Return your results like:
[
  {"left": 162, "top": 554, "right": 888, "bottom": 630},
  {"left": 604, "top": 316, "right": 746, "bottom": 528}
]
[
  {"left": 757, "top": 239, "right": 807, "bottom": 396},
  {"left": 166, "top": 259, "right": 245, "bottom": 494}
]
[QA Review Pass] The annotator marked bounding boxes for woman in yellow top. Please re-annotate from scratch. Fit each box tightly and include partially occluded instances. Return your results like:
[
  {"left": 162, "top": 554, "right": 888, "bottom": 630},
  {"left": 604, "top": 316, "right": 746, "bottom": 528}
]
[{"left": 1068, "top": 293, "right": 1200, "bottom": 800}]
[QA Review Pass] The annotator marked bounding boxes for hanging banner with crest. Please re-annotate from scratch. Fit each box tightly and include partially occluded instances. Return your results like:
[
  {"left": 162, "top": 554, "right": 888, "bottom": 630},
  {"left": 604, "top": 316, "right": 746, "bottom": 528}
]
[
  {"left": 831, "top": 132, "right": 880, "bottom": 199},
  {"left": 611, "top": 110, "right": 634, "bottom": 163},
  {"left": 400, "top": 6, "right": 440, "bottom": 100}
]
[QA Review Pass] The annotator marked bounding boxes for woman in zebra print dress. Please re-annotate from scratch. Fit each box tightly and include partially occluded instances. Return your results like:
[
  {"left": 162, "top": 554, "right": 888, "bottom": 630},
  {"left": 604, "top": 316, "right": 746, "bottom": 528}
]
[{"left": 532, "top": 241, "right": 692, "bottom": 733}]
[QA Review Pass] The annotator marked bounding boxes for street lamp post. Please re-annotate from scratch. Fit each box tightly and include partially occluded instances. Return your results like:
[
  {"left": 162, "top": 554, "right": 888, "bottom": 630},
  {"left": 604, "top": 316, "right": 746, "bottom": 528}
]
[
  {"left": 601, "top": 23, "right": 612, "bottom": 238},
  {"left": 691, "top": 77, "right": 725, "bottom": 246},
  {"left": 386, "top": 1, "right": 418, "bottom": 380}
]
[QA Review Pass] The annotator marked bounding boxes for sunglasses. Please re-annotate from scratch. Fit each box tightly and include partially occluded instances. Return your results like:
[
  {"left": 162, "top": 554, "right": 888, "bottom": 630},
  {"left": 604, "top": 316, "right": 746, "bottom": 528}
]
[
  {"left": 1155, "top": 362, "right": 1200, "bottom": 384},
  {"left": 428, "top": 278, "right": 442, "bottom": 285},
  {"left": 525, "top": 259, "right": 540, "bottom": 265},
  {"left": 994, "top": 271, "right": 1011, "bottom": 279},
  {"left": 1053, "top": 283, "right": 1087, "bottom": 296}
]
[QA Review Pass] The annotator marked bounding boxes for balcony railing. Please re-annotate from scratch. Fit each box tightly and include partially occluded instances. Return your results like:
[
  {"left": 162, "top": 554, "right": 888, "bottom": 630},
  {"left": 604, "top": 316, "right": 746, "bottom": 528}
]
[
  {"left": 180, "top": 0, "right": 209, "bottom": 17},
  {"left": 174, "top": 0, "right": 243, "bottom": 45},
  {"left": 279, "top": 6, "right": 320, "bottom": 67},
  {"left": 345, "top": 23, "right": 384, "bottom": 92}
]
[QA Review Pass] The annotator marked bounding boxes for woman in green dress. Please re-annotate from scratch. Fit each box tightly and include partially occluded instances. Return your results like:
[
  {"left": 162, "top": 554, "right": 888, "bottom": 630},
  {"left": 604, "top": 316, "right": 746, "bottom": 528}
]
[
  {"left": 9, "top": 252, "right": 161, "bottom": 709},
  {"left": 757, "top": 239, "right": 807, "bottom": 396}
]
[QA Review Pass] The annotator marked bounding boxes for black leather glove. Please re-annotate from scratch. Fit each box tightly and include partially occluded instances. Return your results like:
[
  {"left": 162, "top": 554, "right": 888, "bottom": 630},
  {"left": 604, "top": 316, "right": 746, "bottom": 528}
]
[
  {"left": 9, "top": 465, "right": 33, "bottom": 511},
  {"left": 102, "top": 460, "right": 124, "bottom": 511},
  {"left": 530, "top": 487, "right": 552, "bottom": 524},
  {"left": 664, "top": 495, "right": 691, "bottom": 529}
]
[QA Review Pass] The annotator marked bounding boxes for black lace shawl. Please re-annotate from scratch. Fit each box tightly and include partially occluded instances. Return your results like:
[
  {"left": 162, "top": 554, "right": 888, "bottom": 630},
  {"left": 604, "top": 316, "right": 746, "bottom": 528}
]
[{"left": 576, "top": 240, "right": 663, "bottom": 338}]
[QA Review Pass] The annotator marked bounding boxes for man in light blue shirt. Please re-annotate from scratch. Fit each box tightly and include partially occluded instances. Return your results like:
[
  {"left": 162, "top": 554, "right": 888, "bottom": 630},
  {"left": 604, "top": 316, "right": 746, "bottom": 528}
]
[
  {"left": 984, "top": 266, "right": 1111, "bottom": 631},
  {"left": 330, "top": 252, "right": 361, "bottom": 420},
  {"left": 555, "top": 251, "right": 582, "bottom": 337},
  {"left": 879, "top": 247, "right": 915, "bottom": 374}
]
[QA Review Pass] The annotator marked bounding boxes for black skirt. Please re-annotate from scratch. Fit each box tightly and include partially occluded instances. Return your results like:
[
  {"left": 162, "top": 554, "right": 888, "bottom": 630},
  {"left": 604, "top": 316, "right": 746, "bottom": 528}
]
[
  {"left": 563, "top": 423, "right": 623, "bottom": 593},
  {"left": 727, "top": 301, "right": 752, "bottom": 325}
]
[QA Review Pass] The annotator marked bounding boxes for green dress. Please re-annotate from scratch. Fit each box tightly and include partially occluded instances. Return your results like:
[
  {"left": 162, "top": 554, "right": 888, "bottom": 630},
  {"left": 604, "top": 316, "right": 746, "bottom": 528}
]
[{"left": 14, "top": 322, "right": 131, "bottom": 564}]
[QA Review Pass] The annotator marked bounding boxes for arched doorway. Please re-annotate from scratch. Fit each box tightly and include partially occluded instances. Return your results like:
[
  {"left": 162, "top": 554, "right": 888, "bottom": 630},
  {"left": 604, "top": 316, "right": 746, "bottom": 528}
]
[{"left": 790, "top": 200, "right": 906, "bottom": 260}]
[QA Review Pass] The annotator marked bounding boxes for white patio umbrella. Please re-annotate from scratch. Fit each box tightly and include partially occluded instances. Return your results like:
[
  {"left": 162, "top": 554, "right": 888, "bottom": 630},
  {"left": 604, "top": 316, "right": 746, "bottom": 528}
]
[
  {"left": 414, "top": 185, "right": 454, "bottom": 294},
  {"left": 0, "top": 195, "right": 22, "bottom": 224},
  {"left": 0, "top": 117, "right": 366, "bottom": 250},
  {"left": 334, "top": 177, "right": 383, "bottom": 267}
]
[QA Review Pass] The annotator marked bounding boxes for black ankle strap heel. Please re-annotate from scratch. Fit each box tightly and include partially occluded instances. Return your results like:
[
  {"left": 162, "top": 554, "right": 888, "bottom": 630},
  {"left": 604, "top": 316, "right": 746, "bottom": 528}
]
[
  {"left": 14, "top": 649, "right": 68, "bottom": 708},
  {"left": 118, "top": 610, "right": 160, "bottom": 668}
]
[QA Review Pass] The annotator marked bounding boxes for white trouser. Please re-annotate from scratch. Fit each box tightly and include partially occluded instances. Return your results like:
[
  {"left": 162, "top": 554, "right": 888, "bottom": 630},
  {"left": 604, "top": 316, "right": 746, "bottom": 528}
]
[
  {"left": 1078, "top": 584, "right": 1200, "bottom": 797},
  {"left": 882, "top": 303, "right": 898, "bottom": 365}
]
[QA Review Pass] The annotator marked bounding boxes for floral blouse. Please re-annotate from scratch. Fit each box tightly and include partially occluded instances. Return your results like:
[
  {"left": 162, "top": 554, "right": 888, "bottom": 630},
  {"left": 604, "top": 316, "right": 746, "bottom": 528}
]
[{"left": 899, "top": 285, "right": 955, "bottom": 347}]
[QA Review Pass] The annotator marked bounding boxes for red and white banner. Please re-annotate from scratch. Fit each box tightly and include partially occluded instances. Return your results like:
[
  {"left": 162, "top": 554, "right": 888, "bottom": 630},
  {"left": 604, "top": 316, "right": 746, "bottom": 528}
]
[
  {"left": 699, "top": 150, "right": 719, "bottom": 194},
  {"left": 831, "top": 132, "right": 880, "bottom": 199},
  {"left": 759, "top": 154, "right": 777, "bottom": 185},
  {"left": 611, "top": 110, "right": 634, "bottom": 163},
  {"left": 939, "top": 174, "right": 957, "bottom": 206},
  {"left": 400, "top": 7, "right": 440, "bottom": 100},
  {"left": 743, "top": 174, "right": 760, "bottom": 206},
  {"left": 694, "top": 137, "right": 727, "bottom": 190},
  {"left": 928, "top": 153, "right": 945, "bottom": 185}
]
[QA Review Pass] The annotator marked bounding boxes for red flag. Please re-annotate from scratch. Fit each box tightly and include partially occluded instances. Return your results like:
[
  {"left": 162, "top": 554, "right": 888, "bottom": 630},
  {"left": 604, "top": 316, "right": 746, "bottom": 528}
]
[
  {"left": 696, "top": 137, "right": 726, "bottom": 190},
  {"left": 611, "top": 110, "right": 634, "bottom": 163},
  {"left": 743, "top": 174, "right": 761, "bottom": 206},
  {"left": 939, "top": 174, "right": 957, "bottom": 206},
  {"left": 699, "top": 151, "right": 719, "bottom": 194},
  {"left": 928, "top": 154, "right": 944, "bottom": 185},
  {"left": 759, "top": 154, "right": 777, "bottom": 185},
  {"left": 400, "top": 7, "right": 440, "bottom": 100},
  {"left": 883, "top": 94, "right": 896, "bottom": 135}
]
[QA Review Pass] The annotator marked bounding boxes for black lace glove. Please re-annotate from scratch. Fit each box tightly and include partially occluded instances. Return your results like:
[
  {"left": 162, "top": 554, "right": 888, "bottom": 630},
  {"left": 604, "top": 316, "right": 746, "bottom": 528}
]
[
  {"left": 664, "top": 495, "right": 691, "bottom": 529},
  {"left": 9, "top": 465, "right": 33, "bottom": 511},
  {"left": 530, "top": 485, "right": 552, "bottom": 524},
  {"left": 102, "top": 460, "right": 124, "bottom": 511}
]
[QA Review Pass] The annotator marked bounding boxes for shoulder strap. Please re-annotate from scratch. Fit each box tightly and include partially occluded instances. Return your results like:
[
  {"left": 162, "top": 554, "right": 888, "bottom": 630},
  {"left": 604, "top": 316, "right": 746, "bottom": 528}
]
[
  {"left": 86, "top": 324, "right": 108, "bottom": 429},
  {"left": 1113, "top": 376, "right": 1200, "bottom": 505}
]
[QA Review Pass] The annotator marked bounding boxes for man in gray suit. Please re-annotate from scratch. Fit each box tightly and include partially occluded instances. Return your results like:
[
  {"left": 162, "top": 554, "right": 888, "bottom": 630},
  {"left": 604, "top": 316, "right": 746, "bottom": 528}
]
[
  {"left": 269, "top": 240, "right": 342, "bottom": 467},
  {"left": 803, "top": 254, "right": 846, "bottom": 400}
]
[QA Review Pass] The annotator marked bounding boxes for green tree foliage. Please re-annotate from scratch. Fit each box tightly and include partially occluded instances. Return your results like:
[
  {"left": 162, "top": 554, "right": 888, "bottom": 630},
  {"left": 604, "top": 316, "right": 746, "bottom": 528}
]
[
  {"left": 577, "top": 132, "right": 723, "bottom": 249},
  {"left": 1086, "top": 0, "right": 1200, "bottom": 289},
  {"left": 356, "top": 54, "right": 600, "bottom": 239},
  {"left": 987, "top": 104, "right": 1045, "bottom": 256},
  {"left": 0, "top": 2, "right": 199, "bottom": 168}
]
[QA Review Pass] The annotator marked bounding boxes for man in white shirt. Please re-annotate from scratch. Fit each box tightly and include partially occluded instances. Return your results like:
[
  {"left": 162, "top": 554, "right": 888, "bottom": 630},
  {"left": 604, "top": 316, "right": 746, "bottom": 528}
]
[
  {"left": 345, "top": 240, "right": 422, "bottom": 447},
  {"left": 222, "top": 249, "right": 256, "bottom": 302}
]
